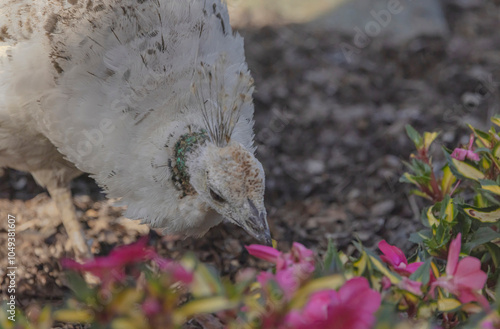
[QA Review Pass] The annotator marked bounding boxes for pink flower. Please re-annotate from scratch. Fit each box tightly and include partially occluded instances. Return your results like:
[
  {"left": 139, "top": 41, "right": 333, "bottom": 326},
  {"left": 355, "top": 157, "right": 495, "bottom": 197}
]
[
  {"left": 451, "top": 148, "right": 480, "bottom": 161},
  {"left": 398, "top": 277, "right": 423, "bottom": 296},
  {"left": 247, "top": 243, "right": 315, "bottom": 276},
  {"left": 62, "top": 237, "right": 152, "bottom": 284},
  {"left": 378, "top": 240, "right": 423, "bottom": 276},
  {"left": 153, "top": 256, "right": 193, "bottom": 283},
  {"left": 142, "top": 297, "right": 162, "bottom": 316},
  {"left": 246, "top": 244, "right": 281, "bottom": 263},
  {"left": 432, "top": 233, "right": 488, "bottom": 308},
  {"left": 62, "top": 236, "right": 192, "bottom": 286},
  {"left": 275, "top": 268, "right": 300, "bottom": 299},
  {"left": 247, "top": 243, "right": 316, "bottom": 299},
  {"left": 282, "top": 277, "right": 381, "bottom": 329},
  {"left": 280, "top": 242, "right": 315, "bottom": 276},
  {"left": 257, "top": 271, "right": 275, "bottom": 287},
  {"left": 451, "top": 134, "right": 480, "bottom": 161},
  {"left": 381, "top": 276, "right": 392, "bottom": 290}
]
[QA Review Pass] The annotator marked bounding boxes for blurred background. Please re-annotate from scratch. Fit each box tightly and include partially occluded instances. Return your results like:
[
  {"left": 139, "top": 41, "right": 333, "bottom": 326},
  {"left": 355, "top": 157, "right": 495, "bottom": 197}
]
[{"left": 1, "top": 0, "right": 499, "bottom": 307}]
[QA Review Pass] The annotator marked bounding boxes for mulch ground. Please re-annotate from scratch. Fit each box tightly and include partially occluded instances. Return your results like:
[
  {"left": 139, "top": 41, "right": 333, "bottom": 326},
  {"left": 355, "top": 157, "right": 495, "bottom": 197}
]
[{"left": 0, "top": 1, "right": 499, "bottom": 326}]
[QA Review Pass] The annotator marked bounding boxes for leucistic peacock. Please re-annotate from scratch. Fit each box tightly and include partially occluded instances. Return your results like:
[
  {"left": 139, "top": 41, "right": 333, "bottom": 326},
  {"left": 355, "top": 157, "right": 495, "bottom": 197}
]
[{"left": 0, "top": 0, "right": 270, "bottom": 258}]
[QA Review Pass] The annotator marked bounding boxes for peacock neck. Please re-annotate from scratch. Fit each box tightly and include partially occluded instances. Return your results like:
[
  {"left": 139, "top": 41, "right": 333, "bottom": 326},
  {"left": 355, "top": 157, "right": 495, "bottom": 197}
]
[{"left": 171, "top": 130, "right": 208, "bottom": 197}]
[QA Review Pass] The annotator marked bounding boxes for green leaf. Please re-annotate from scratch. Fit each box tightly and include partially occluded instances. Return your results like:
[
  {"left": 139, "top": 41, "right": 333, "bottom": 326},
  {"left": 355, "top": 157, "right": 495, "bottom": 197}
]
[
  {"left": 405, "top": 125, "right": 423, "bottom": 149},
  {"left": 53, "top": 309, "right": 94, "bottom": 323},
  {"left": 322, "top": 239, "right": 343, "bottom": 274},
  {"left": 65, "top": 272, "right": 98, "bottom": 305},
  {"left": 401, "top": 159, "right": 433, "bottom": 187},
  {"left": 410, "top": 189, "right": 432, "bottom": 200},
  {"left": 409, "top": 258, "right": 432, "bottom": 285},
  {"left": 455, "top": 214, "right": 472, "bottom": 238},
  {"left": 289, "top": 275, "right": 345, "bottom": 310},
  {"left": 426, "top": 206, "right": 440, "bottom": 230},
  {"left": 174, "top": 296, "right": 238, "bottom": 324},
  {"left": 400, "top": 172, "right": 418, "bottom": 185},
  {"left": 353, "top": 251, "right": 369, "bottom": 275},
  {"left": 463, "top": 227, "right": 500, "bottom": 253},
  {"left": 409, "top": 230, "right": 432, "bottom": 244},
  {"left": 38, "top": 306, "right": 54, "bottom": 329},
  {"left": 479, "top": 179, "right": 500, "bottom": 196},
  {"left": 493, "top": 143, "right": 500, "bottom": 159},
  {"left": 182, "top": 255, "right": 225, "bottom": 297},
  {"left": 437, "top": 298, "right": 461, "bottom": 312},
  {"left": 440, "top": 164, "right": 457, "bottom": 195},
  {"left": 423, "top": 131, "right": 440, "bottom": 151},
  {"left": 444, "top": 150, "right": 485, "bottom": 181},
  {"left": 474, "top": 147, "right": 492, "bottom": 154},
  {"left": 492, "top": 114, "right": 500, "bottom": 127},
  {"left": 469, "top": 124, "right": 492, "bottom": 148},
  {"left": 364, "top": 248, "right": 402, "bottom": 284},
  {"left": 438, "top": 195, "right": 455, "bottom": 223},
  {"left": 479, "top": 188, "right": 500, "bottom": 206},
  {"left": 486, "top": 243, "right": 500, "bottom": 268},
  {"left": 462, "top": 205, "right": 500, "bottom": 223}
]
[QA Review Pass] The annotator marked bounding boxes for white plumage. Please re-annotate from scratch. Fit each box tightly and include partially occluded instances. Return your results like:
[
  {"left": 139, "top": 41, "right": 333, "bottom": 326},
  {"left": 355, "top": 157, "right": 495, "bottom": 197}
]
[{"left": 0, "top": 0, "right": 270, "bottom": 257}]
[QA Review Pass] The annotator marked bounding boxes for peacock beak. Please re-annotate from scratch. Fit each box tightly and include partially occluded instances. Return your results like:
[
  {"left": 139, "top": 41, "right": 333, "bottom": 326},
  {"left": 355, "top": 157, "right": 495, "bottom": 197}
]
[{"left": 244, "top": 200, "right": 272, "bottom": 246}]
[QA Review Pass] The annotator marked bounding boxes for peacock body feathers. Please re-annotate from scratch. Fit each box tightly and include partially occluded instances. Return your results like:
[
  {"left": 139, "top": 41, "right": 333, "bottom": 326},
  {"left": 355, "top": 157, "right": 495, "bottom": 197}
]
[{"left": 0, "top": 0, "right": 269, "bottom": 244}]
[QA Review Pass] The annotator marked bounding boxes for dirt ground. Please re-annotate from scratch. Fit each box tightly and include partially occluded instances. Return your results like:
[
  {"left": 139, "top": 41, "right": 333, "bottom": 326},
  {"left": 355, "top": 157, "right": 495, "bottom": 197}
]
[{"left": 1, "top": 0, "right": 499, "bottom": 322}]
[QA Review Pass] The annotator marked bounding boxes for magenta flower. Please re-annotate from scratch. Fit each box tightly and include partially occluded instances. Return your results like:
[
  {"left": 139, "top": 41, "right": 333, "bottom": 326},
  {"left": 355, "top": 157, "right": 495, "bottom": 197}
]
[
  {"left": 257, "top": 271, "right": 275, "bottom": 287},
  {"left": 432, "top": 233, "right": 488, "bottom": 308},
  {"left": 62, "top": 236, "right": 192, "bottom": 286},
  {"left": 282, "top": 277, "right": 381, "bottom": 329},
  {"left": 247, "top": 242, "right": 315, "bottom": 275},
  {"left": 62, "top": 236, "right": 152, "bottom": 284},
  {"left": 246, "top": 244, "right": 281, "bottom": 263},
  {"left": 451, "top": 134, "right": 480, "bottom": 161},
  {"left": 381, "top": 276, "right": 392, "bottom": 290},
  {"left": 378, "top": 240, "right": 423, "bottom": 276},
  {"left": 283, "top": 242, "right": 315, "bottom": 270},
  {"left": 247, "top": 243, "right": 316, "bottom": 298},
  {"left": 142, "top": 297, "right": 162, "bottom": 316},
  {"left": 153, "top": 256, "right": 193, "bottom": 283},
  {"left": 398, "top": 277, "right": 423, "bottom": 296}
]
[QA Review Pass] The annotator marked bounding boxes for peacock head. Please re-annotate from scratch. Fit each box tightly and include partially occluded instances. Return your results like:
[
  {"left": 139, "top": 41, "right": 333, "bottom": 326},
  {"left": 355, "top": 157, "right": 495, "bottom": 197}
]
[{"left": 187, "top": 141, "right": 271, "bottom": 245}]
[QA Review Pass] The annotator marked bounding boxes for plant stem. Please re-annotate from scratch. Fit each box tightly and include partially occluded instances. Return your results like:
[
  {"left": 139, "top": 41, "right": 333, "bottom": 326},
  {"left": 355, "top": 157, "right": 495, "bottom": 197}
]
[{"left": 449, "top": 180, "right": 461, "bottom": 197}]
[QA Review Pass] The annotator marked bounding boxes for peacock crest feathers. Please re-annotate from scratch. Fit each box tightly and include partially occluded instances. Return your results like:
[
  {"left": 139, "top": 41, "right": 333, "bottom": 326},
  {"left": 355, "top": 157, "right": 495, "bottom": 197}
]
[{"left": 191, "top": 57, "right": 254, "bottom": 148}]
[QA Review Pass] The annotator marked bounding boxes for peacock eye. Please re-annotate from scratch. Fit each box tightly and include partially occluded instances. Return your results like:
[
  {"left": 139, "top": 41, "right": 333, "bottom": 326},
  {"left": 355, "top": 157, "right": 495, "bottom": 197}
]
[{"left": 210, "top": 188, "right": 225, "bottom": 203}]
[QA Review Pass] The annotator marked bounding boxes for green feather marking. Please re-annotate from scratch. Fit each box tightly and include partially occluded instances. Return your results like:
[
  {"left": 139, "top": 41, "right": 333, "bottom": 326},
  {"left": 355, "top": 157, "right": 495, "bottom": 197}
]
[{"left": 172, "top": 131, "right": 208, "bottom": 197}]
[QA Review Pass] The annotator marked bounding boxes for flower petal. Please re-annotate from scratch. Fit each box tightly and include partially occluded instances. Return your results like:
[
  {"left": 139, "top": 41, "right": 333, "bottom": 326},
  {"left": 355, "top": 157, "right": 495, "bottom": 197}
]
[
  {"left": 446, "top": 233, "right": 461, "bottom": 276},
  {"left": 405, "top": 261, "right": 424, "bottom": 274},
  {"left": 381, "top": 276, "right": 392, "bottom": 290},
  {"left": 378, "top": 240, "right": 407, "bottom": 267},
  {"left": 451, "top": 148, "right": 467, "bottom": 161},
  {"left": 154, "top": 257, "right": 193, "bottom": 283},
  {"left": 337, "top": 277, "right": 381, "bottom": 314},
  {"left": 277, "top": 268, "right": 300, "bottom": 298},
  {"left": 256, "top": 271, "right": 274, "bottom": 287},
  {"left": 398, "top": 277, "right": 423, "bottom": 296},
  {"left": 453, "top": 257, "right": 487, "bottom": 290},
  {"left": 246, "top": 244, "right": 281, "bottom": 263},
  {"left": 292, "top": 242, "right": 315, "bottom": 261},
  {"left": 466, "top": 150, "right": 480, "bottom": 161}
]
